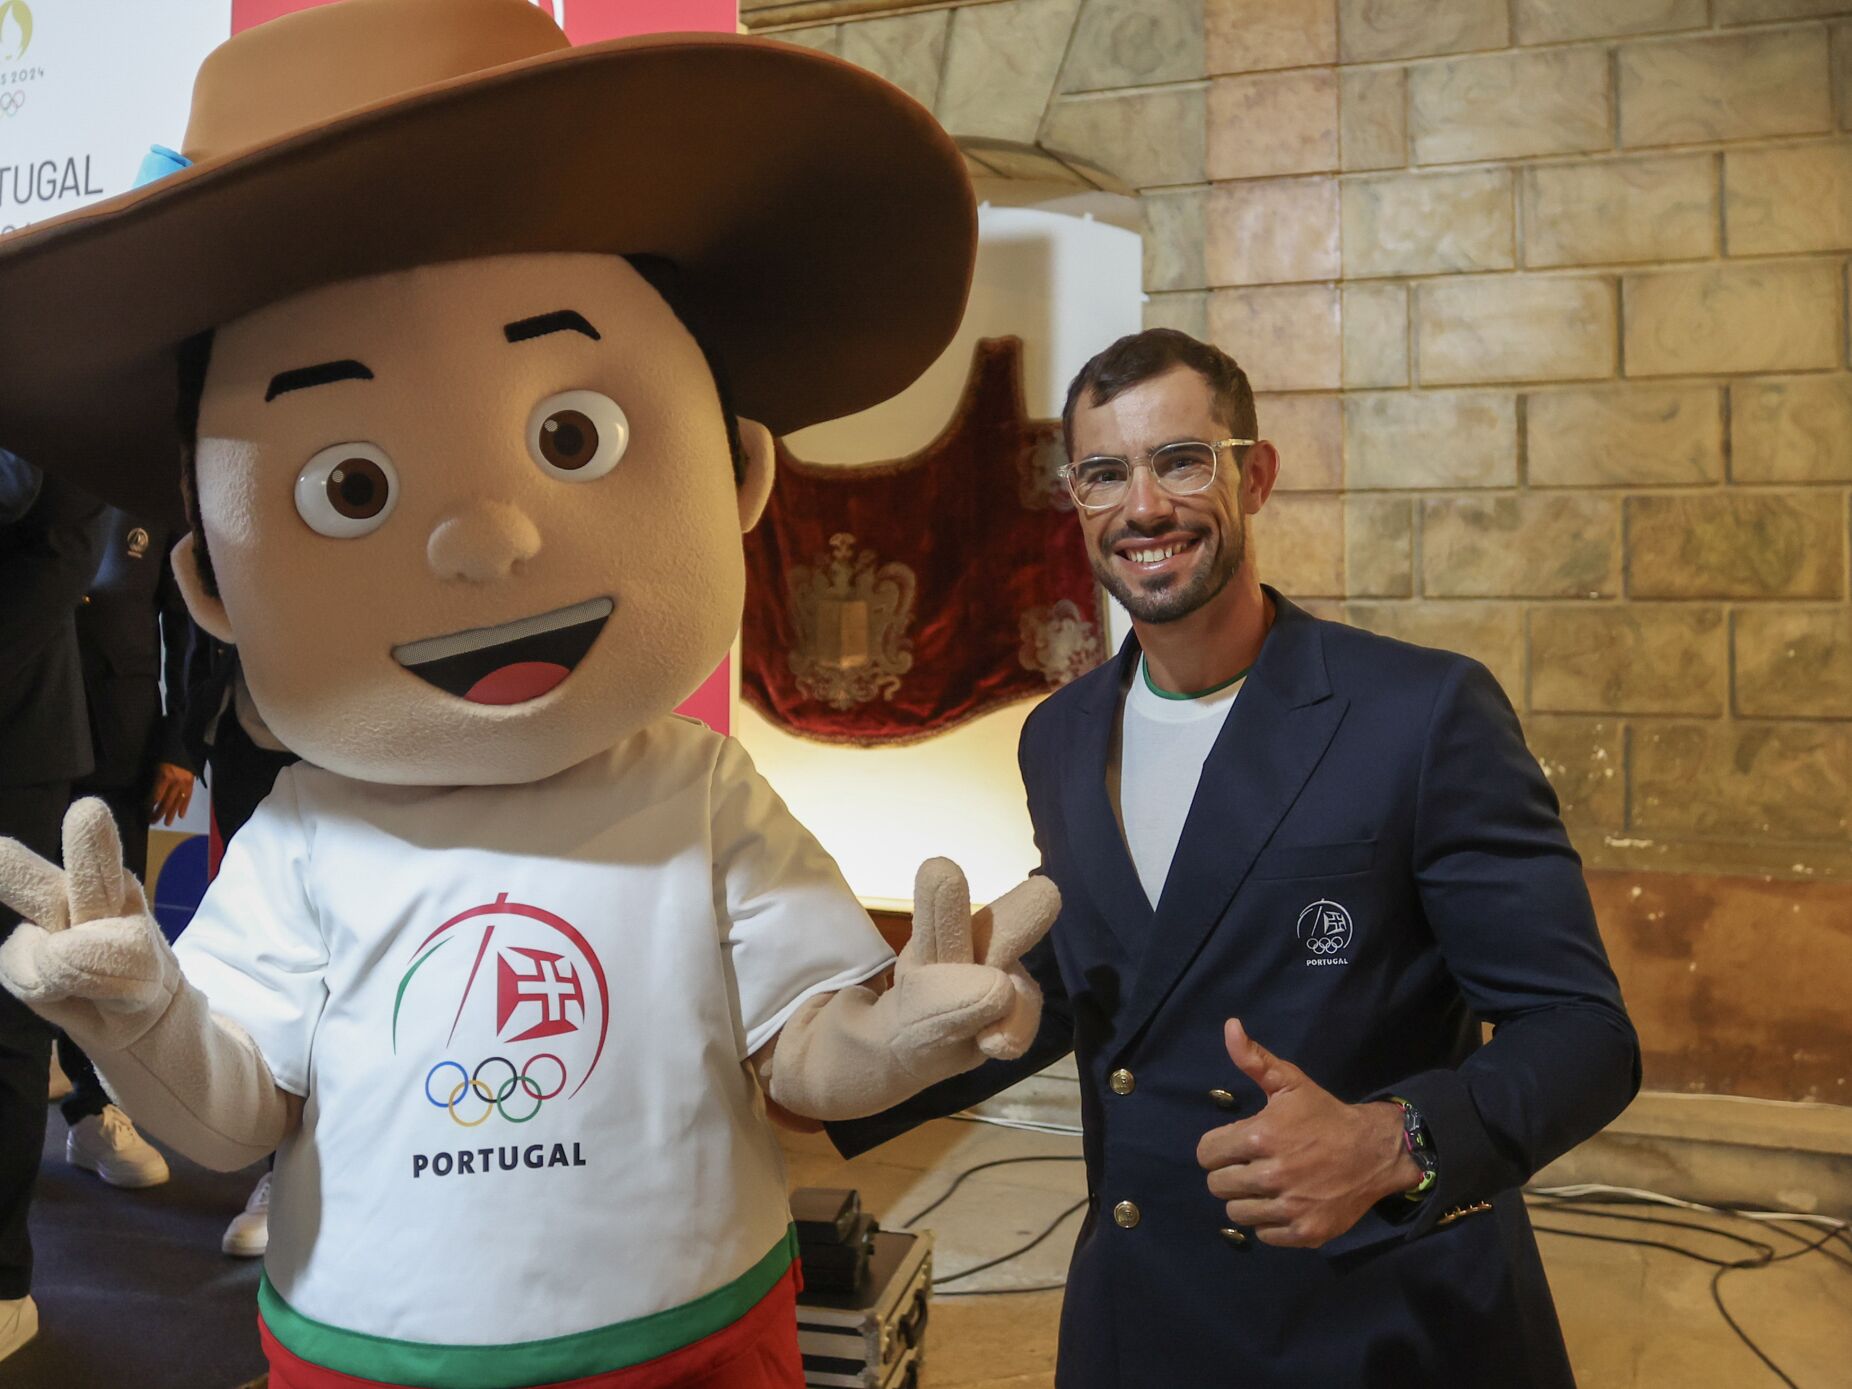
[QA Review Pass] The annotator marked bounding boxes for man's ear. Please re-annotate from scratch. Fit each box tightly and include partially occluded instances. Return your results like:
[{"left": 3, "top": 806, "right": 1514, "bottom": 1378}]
[
  {"left": 170, "top": 532, "right": 237, "bottom": 643},
  {"left": 735, "top": 419, "right": 776, "bottom": 533},
  {"left": 1240, "top": 440, "right": 1281, "bottom": 515}
]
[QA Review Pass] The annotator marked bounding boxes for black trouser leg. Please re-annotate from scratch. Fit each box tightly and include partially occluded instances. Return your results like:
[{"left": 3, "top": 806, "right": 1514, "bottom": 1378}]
[
  {"left": 0, "top": 782, "right": 68, "bottom": 1300},
  {"left": 55, "top": 1034, "right": 108, "bottom": 1129},
  {"left": 55, "top": 783, "right": 147, "bottom": 1129}
]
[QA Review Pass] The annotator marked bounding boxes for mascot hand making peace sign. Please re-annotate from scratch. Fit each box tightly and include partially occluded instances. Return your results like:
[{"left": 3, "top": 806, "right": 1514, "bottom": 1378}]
[{"left": 0, "top": 3, "right": 1056, "bottom": 1385}]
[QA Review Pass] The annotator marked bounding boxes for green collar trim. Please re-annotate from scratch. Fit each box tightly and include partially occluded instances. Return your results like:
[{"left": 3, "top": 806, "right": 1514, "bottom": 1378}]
[
  {"left": 1141, "top": 655, "right": 1252, "bottom": 702},
  {"left": 258, "top": 1225, "right": 797, "bottom": 1388}
]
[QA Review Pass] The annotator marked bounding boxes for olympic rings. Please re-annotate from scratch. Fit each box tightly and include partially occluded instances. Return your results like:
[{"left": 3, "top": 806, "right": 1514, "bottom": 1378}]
[
  {"left": 474, "top": 1056, "right": 520, "bottom": 1102},
  {"left": 446, "top": 1078, "right": 497, "bottom": 1128},
  {"left": 425, "top": 1060, "right": 469, "bottom": 1108},
  {"left": 424, "top": 1055, "right": 570, "bottom": 1126},
  {"left": 522, "top": 1053, "right": 568, "bottom": 1101}
]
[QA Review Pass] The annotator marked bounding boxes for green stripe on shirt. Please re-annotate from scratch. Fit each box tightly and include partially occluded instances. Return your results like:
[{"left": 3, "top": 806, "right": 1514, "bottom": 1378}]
[{"left": 257, "top": 1225, "right": 798, "bottom": 1389}]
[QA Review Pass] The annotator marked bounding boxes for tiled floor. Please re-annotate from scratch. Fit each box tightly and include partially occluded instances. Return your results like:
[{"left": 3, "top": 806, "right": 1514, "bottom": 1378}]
[{"left": 781, "top": 1068, "right": 1852, "bottom": 1389}]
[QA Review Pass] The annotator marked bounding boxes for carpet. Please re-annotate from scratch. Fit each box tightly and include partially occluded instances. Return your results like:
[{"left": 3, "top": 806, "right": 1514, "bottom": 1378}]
[{"left": 5, "top": 1118, "right": 268, "bottom": 1388}]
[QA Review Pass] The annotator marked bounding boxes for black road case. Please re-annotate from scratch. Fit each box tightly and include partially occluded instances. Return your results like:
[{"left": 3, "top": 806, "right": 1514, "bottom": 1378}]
[{"left": 795, "top": 1229, "right": 932, "bottom": 1389}]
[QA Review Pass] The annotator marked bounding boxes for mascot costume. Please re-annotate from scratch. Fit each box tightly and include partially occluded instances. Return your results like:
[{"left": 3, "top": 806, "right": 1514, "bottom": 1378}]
[{"left": 0, "top": 2, "right": 1059, "bottom": 1385}]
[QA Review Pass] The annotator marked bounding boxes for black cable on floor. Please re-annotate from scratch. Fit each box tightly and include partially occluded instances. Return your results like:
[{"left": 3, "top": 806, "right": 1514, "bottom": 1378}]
[
  {"left": 1531, "top": 1193, "right": 1849, "bottom": 1389},
  {"left": 935, "top": 1280, "right": 1069, "bottom": 1298},
  {"left": 931, "top": 1197, "right": 1089, "bottom": 1290},
  {"left": 896, "top": 1158, "right": 1848, "bottom": 1385},
  {"left": 1709, "top": 1223, "right": 1846, "bottom": 1389},
  {"left": 890, "top": 1154, "right": 1084, "bottom": 1231}
]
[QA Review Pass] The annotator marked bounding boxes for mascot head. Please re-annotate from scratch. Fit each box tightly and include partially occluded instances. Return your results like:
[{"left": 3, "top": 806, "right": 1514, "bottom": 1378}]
[{"left": 0, "top": 0, "right": 973, "bottom": 785}]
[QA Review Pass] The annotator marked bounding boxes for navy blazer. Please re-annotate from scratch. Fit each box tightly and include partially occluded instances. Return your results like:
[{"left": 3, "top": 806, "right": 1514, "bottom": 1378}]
[
  {"left": 832, "top": 591, "right": 1640, "bottom": 1388},
  {"left": 76, "top": 510, "right": 198, "bottom": 787}
]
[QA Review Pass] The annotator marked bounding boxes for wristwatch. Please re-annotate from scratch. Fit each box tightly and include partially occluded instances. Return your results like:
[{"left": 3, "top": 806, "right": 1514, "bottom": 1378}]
[{"left": 1389, "top": 1095, "right": 1437, "bottom": 1202}]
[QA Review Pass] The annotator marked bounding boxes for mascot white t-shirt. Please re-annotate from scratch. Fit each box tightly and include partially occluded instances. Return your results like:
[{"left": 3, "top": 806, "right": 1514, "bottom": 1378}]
[{"left": 175, "top": 717, "right": 893, "bottom": 1379}]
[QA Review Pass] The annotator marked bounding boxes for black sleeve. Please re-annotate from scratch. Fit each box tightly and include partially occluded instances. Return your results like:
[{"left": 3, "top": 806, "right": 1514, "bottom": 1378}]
[
  {"left": 153, "top": 547, "right": 200, "bottom": 772},
  {"left": 0, "top": 471, "right": 104, "bottom": 659},
  {"left": 1382, "top": 659, "right": 1641, "bottom": 1238},
  {"left": 0, "top": 450, "right": 42, "bottom": 524}
]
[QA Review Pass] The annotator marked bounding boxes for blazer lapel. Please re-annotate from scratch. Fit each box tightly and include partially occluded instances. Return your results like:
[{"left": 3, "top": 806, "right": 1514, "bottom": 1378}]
[
  {"left": 1116, "top": 592, "right": 1350, "bottom": 1055},
  {"left": 1058, "top": 635, "right": 1153, "bottom": 959}
]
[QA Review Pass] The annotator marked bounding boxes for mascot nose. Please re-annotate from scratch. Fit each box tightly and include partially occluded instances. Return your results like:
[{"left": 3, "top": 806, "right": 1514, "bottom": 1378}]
[{"left": 426, "top": 503, "right": 542, "bottom": 582}]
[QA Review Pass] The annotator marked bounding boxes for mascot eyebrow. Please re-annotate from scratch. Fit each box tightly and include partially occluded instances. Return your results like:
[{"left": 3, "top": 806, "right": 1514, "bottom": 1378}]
[
  {"left": 504, "top": 309, "right": 601, "bottom": 343},
  {"left": 261, "top": 309, "right": 595, "bottom": 403},
  {"left": 266, "top": 359, "right": 375, "bottom": 401}
]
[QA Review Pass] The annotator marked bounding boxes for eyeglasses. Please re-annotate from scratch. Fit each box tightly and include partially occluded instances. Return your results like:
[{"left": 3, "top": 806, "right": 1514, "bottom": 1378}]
[{"left": 1057, "top": 438, "right": 1254, "bottom": 512}]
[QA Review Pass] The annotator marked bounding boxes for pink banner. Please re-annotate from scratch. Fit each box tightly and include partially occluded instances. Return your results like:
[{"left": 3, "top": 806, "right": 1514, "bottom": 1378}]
[
  {"left": 232, "top": 0, "right": 738, "bottom": 41},
  {"left": 560, "top": 0, "right": 738, "bottom": 41}
]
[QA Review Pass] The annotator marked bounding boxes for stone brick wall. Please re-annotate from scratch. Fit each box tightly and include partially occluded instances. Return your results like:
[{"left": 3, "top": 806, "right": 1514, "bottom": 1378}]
[
  {"left": 748, "top": 0, "right": 1852, "bottom": 1100},
  {"left": 1210, "top": 0, "right": 1852, "bottom": 1101},
  {"left": 1187, "top": 1, "right": 1852, "bottom": 894},
  {"left": 753, "top": 0, "right": 1212, "bottom": 331}
]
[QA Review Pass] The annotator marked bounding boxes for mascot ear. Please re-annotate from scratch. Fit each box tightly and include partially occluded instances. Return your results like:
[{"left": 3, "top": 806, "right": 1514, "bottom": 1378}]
[
  {"left": 736, "top": 419, "right": 776, "bottom": 534},
  {"left": 171, "top": 532, "right": 237, "bottom": 643}
]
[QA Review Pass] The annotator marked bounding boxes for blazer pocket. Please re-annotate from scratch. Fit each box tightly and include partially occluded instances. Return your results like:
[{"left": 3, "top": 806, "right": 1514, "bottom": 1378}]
[{"left": 1250, "top": 839, "right": 1376, "bottom": 880}]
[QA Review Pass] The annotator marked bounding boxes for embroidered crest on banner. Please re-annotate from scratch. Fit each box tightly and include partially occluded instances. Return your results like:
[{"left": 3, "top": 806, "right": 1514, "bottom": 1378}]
[
  {"left": 1016, "top": 433, "right": 1073, "bottom": 512},
  {"left": 1018, "top": 599, "right": 1104, "bottom": 688},
  {"left": 786, "top": 532, "right": 918, "bottom": 710}
]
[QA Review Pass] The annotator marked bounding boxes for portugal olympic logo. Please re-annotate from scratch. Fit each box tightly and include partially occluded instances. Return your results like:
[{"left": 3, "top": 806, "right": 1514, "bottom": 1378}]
[
  {"left": 393, "top": 891, "right": 610, "bottom": 1102},
  {"left": 1296, "top": 899, "right": 1354, "bottom": 956},
  {"left": 426, "top": 1054, "right": 568, "bottom": 1127}
]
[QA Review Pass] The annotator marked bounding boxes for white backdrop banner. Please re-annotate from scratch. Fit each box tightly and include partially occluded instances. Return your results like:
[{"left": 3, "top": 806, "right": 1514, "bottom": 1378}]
[
  {"left": 0, "top": 1, "right": 739, "bottom": 235},
  {"left": 0, "top": 0, "right": 232, "bottom": 234}
]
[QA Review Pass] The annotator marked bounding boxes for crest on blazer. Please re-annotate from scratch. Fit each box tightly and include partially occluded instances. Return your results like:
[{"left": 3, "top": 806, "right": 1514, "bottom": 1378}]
[{"left": 1297, "top": 899, "right": 1353, "bottom": 966}]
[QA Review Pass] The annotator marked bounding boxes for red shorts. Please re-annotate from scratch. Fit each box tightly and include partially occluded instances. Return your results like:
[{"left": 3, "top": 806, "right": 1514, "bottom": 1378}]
[{"left": 260, "top": 1265, "right": 806, "bottom": 1389}]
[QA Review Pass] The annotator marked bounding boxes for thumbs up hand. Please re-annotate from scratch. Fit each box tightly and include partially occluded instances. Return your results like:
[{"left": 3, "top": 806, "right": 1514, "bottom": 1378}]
[{"left": 1194, "top": 1018, "right": 1422, "bottom": 1248}]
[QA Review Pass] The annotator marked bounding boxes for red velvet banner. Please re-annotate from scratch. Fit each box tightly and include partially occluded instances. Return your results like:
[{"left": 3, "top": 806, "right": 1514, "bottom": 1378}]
[{"left": 741, "top": 337, "right": 1107, "bottom": 745}]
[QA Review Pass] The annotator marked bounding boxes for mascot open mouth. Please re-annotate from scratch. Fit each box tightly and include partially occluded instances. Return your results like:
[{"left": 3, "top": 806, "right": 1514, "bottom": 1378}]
[{"left": 391, "top": 597, "right": 614, "bottom": 705}]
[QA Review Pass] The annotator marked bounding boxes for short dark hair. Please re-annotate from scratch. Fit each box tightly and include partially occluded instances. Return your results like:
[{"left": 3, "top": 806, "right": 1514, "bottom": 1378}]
[
  {"left": 176, "top": 255, "right": 746, "bottom": 599},
  {"left": 1060, "top": 328, "right": 1257, "bottom": 451},
  {"left": 176, "top": 329, "right": 219, "bottom": 597}
]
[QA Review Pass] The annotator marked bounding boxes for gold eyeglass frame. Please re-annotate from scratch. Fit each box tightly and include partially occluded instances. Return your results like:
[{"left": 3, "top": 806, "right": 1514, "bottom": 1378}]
[{"left": 1057, "top": 437, "right": 1256, "bottom": 512}]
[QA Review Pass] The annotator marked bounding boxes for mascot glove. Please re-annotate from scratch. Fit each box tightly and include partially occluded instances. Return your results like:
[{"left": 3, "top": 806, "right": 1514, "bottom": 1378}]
[
  {"left": 765, "top": 857, "right": 1060, "bottom": 1121},
  {"left": 0, "top": 799, "right": 291, "bottom": 1170},
  {"left": 0, "top": 798, "right": 180, "bottom": 1048}
]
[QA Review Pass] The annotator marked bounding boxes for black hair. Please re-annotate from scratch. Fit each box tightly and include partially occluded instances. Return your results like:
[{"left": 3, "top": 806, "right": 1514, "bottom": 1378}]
[
  {"left": 176, "top": 328, "right": 219, "bottom": 597},
  {"left": 623, "top": 254, "right": 746, "bottom": 486},
  {"left": 1060, "top": 327, "right": 1257, "bottom": 451},
  {"left": 175, "top": 255, "right": 746, "bottom": 599}
]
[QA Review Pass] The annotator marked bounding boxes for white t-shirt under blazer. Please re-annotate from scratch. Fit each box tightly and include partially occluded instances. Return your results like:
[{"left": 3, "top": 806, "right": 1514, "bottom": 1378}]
[{"left": 1118, "top": 656, "right": 1247, "bottom": 909}]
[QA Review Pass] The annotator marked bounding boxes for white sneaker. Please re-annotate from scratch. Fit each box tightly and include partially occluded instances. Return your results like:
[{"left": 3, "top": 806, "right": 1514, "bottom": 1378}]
[
  {"left": 66, "top": 1105, "right": 171, "bottom": 1188},
  {"left": 222, "top": 1172, "right": 271, "bottom": 1258},
  {"left": 0, "top": 1295, "right": 38, "bottom": 1363},
  {"left": 47, "top": 1051, "right": 71, "bottom": 1102}
]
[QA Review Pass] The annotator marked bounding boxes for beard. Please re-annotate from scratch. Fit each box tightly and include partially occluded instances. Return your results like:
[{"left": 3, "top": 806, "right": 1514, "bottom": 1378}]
[{"left": 1091, "top": 517, "right": 1245, "bottom": 624}]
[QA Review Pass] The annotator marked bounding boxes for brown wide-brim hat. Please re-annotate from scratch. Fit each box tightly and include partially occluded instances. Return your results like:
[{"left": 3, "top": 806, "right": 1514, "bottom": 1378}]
[{"left": 0, "top": 0, "right": 975, "bottom": 523}]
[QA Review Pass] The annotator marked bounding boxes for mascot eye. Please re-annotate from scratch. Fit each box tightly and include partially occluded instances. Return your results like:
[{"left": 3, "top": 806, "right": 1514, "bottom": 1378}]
[
  {"left": 527, "top": 390, "right": 628, "bottom": 481},
  {"left": 295, "top": 443, "right": 399, "bottom": 538}
]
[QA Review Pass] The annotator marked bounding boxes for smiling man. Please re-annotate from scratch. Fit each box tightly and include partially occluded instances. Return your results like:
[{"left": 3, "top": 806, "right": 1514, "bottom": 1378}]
[{"left": 831, "top": 327, "right": 1642, "bottom": 1388}]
